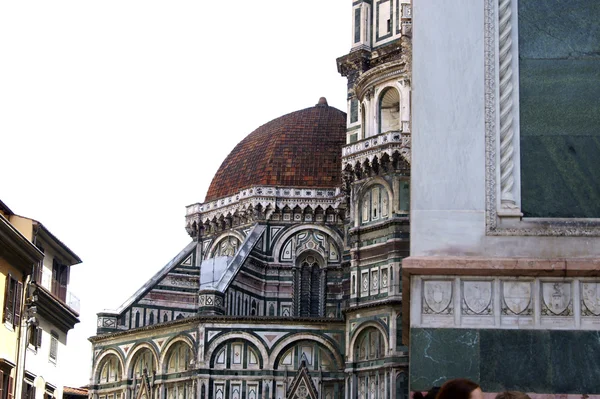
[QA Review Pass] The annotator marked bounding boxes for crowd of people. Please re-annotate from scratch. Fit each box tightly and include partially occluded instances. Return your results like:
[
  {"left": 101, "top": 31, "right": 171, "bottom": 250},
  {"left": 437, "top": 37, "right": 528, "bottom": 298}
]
[{"left": 414, "top": 379, "right": 532, "bottom": 399}]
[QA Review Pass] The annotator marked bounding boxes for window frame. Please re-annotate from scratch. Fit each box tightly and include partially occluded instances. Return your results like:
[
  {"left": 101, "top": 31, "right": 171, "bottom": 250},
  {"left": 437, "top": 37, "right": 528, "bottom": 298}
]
[
  {"left": 48, "top": 331, "right": 58, "bottom": 364},
  {"left": 484, "top": 0, "right": 600, "bottom": 236}
]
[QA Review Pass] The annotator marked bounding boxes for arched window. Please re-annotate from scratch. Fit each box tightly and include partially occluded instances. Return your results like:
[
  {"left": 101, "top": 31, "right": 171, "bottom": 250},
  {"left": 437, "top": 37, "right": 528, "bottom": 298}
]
[
  {"left": 99, "top": 355, "right": 121, "bottom": 383},
  {"left": 297, "top": 255, "right": 323, "bottom": 317},
  {"left": 163, "top": 313, "right": 168, "bottom": 323},
  {"left": 354, "top": 327, "right": 385, "bottom": 361},
  {"left": 361, "top": 185, "right": 389, "bottom": 224},
  {"left": 131, "top": 349, "right": 155, "bottom": 379},
  {"left": 135, "top": 311, "right": 140, "bottom": 328},
  {"left": 149, "top": 312, "right": 154, "bottom": 325},
  {"left": 378, "top": 87, "right": 400, "bottom": 134},
  {"left": 251, "top": 300, "right": 257, "bottom": 316},
  {"left": 269, "top": 303, "right": 275, "bottom": 316},
  {"left": 167, "top": 342, "right": 191, "bottom": 373},
  {"left": 275, "top": 341, "right": 336, "bottom": 372}
]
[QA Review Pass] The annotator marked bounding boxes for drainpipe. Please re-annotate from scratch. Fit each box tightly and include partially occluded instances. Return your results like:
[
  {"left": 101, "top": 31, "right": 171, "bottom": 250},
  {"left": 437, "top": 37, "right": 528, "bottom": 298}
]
[{"left": 14, "top": 273, "right": 33, "bottom": 399}]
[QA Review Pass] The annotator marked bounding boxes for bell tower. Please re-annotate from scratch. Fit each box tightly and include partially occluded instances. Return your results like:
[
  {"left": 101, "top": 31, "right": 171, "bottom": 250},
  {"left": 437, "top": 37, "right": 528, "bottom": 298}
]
[{"left": 337, "top": 1, "right": 412, "bottom": 398}]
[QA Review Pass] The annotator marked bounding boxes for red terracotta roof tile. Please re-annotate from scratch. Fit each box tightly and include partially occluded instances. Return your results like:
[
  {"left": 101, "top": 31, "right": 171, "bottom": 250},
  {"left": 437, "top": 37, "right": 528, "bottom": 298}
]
[{"left": 205, "top": 103, "right": 346, "bottom": 202}]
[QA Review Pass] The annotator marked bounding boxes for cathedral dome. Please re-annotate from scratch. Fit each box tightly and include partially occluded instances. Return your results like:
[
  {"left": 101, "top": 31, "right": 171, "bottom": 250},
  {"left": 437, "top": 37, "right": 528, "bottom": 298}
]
[{"left": 205, "top": 99, "right": 347, "bottom": 202}]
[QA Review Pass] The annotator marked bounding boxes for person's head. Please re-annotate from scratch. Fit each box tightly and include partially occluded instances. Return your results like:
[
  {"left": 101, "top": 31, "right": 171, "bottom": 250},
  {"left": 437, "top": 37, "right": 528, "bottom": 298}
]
[
  {"left": 495, "top": 392, "right": 531, "bottom": 399},
  {"left": 436, "top": 379, "right": 483, "bottom": 399},
  {"left": 413, "top": 387, "right": 440, "bottom": 399}
]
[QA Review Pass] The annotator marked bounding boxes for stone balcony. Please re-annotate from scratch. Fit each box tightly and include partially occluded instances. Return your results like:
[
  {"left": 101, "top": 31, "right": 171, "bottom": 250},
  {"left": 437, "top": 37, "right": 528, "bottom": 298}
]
[
  {"left": 39, "top": 268, "right": 80, "bottom": 314},
  {"left": 341, "top": 130, "right": 411, "bottom": 171}
]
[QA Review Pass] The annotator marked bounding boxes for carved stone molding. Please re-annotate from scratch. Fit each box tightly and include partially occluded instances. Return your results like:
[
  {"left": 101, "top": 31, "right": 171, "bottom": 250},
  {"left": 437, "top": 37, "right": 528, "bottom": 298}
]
[
  {"left": 341, "top": 131, "right": 411, "bottom": 172},
  {"left": 410, "top": 276, "right": 600, "bottom": 330},
  {"left": 354, "top": 60, "right": 409, "bottom": 102},
  {"left": 497, "top": 0, "right": 518, "bottom": 211}
]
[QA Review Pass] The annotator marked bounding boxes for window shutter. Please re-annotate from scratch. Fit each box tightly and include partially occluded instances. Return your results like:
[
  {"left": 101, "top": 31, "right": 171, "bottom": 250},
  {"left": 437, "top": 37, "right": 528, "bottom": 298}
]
[
  {"left": 14, "top": 281, "right": 23, "bottom": 327},
  {"left": 7, "top": 375, "right": 14, "bottom": 399},
  {"left": 0, "top": 370, "right": 4, "bottom": 399},
  {"left": 49, "top": 333, "right": 58, "bottom": 362},
  {"left": 36, "top": 327, "right": 43, "bottom": 348},
  {"left": 3, "top": 274, "right": 15, "bottom": 325},
  {"left": 31, "top": 386, "right": 36, "bottom": 399}
]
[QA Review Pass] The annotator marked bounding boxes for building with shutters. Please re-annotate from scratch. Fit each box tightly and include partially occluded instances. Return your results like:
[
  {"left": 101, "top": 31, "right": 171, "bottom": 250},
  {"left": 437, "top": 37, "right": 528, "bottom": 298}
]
[
  {"left": 0, "top": 200, "right": 42, "bottom": 399},
  {"left": 88, "top": 2, "right": 413, "bottom": 399},
  {"left": 0, "top": 199, "right": 81, "bottom": 399}
]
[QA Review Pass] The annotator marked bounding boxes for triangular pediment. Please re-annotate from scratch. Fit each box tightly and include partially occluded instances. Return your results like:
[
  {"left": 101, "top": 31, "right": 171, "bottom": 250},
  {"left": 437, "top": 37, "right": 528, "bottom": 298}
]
[
  {"left": 286, "top": 359, "right": 318, "bottom": 399},
  {"left": 135, "top": 369, "right": 152, "bottom": 399}
]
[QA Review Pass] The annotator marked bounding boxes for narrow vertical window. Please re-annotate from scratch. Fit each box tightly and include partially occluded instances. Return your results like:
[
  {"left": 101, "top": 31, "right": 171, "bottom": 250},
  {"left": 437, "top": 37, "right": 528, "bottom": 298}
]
[
  {"left": 350, "top": 98, "right": 359, "bottom": 124},
  {"left": 49, "top": 332, "right": 58, "bottom": 363},
  {"left": 354, "top": 8, "right": 361, "bottom": 43}
]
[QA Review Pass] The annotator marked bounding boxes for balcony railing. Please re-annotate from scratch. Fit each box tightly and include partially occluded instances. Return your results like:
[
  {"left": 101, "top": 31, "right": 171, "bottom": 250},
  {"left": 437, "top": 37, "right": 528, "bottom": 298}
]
[
  {"left": 342, "top": 130, "right": 410, "bottom": 158},
  {"left": 38, "top": 268, "right": 80, "bottom": 314}
]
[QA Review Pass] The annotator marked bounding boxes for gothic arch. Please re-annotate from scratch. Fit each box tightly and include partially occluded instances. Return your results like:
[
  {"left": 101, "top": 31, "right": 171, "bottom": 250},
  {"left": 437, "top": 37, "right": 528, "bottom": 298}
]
[
  {"left": 203, "top": 332, "right": 268, "bottom": 368},
  {"left": 295, "top": 251, "right": 326, "bottom": 317},
  {"left": 125, "top": 342, "right": 160, "bottom": 377},
  {"left": 159, "top": 334, "right": 196, "bottom": 373},
  {"left": 272, "top": 224, "right": 344, "bottom": 263},
  {"left": 354, "top": 177, "right": 394, "bottom": 227},
  {"left": 93, "top": 348, "right": 126, "bottom": 383},
  {"left": 269, "top": 333, "right": 343, "bottom": 370},
  {"left": 348, "top": 321, "right": 389, "bottom": 361}
]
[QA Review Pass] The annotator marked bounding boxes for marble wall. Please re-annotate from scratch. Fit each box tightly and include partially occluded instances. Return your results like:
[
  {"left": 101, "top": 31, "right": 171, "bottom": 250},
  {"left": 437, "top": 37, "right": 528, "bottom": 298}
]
[{"left": 410, "top": 327, "right": 600, "bottom": 394}]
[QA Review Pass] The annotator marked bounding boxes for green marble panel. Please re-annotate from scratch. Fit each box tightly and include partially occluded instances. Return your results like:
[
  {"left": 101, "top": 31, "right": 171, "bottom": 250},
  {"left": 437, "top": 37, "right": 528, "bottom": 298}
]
[
  {"left": 518, "top": 0, "right": 600, "bottom": 218},
  {"left": 479, "top": 329, "right": 551, "bottom": 393},
  {"left": 409, "top": 328, "right": 480, "bottom": 391},
  {"left": 410, "top": 328, "right": 600, "bottom": 394},
  {"left": 549, "top": 330, "right": 600, "bottom": 393}
]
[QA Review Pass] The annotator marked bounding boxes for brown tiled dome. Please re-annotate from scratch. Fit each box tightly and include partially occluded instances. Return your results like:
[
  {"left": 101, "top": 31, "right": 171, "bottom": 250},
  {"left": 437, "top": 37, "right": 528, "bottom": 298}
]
[{"left": 205, "top": 101, "right": 346, "bottom": 202}]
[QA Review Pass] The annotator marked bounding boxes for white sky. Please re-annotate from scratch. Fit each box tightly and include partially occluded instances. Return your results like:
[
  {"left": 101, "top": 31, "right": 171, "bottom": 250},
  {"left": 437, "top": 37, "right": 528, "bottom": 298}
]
[{"left": 0, "top": 1, "right": 350, "bottom": 387}]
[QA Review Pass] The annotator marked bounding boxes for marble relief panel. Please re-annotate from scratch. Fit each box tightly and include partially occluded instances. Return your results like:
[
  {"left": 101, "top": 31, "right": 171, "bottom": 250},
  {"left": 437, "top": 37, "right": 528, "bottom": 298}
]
[
  {"left": 413, "top": 276, "right": 600, "bottom": 330},
  {"left": 422, "top": 280, "right": 453, "bottom": 315},
  {"left": 462, "top": 280, "right": 493, "bottom": 315},
  {"left": 581, "top": 282, "right": 600, "bottom": 316},
  {"left": 541, "top": 281, "right": 572, "bottom": 317}
]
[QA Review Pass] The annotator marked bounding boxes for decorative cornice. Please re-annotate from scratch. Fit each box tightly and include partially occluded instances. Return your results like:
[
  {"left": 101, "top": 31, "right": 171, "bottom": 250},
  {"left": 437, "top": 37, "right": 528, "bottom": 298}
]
[
  {"left": 354, "top": 60, "right": 409, "bottom": 101},
  {"left": 89, "top": 315, "right": 346, "bottom": 343},
  {"left": 0, "top": 214, "right": 43, "bottom": 273},
  {"left": 342, "top": 131, "right": 411, "bottom": 167},
  {"left": 185, "top": 185, "right": 343, "bottom": 235}
]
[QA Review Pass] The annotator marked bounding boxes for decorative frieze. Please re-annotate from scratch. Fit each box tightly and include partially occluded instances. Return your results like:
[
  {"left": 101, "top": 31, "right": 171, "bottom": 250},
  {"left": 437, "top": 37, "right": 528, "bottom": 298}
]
[
  {"left": 185, "top": 185, "right": 343, "bottom": 237},
  {"left": 411, "top": 276, "right": 600, "bottom": 330},
  {"left": 341, "top": 130, "right": 411, "bottom": 166}
]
